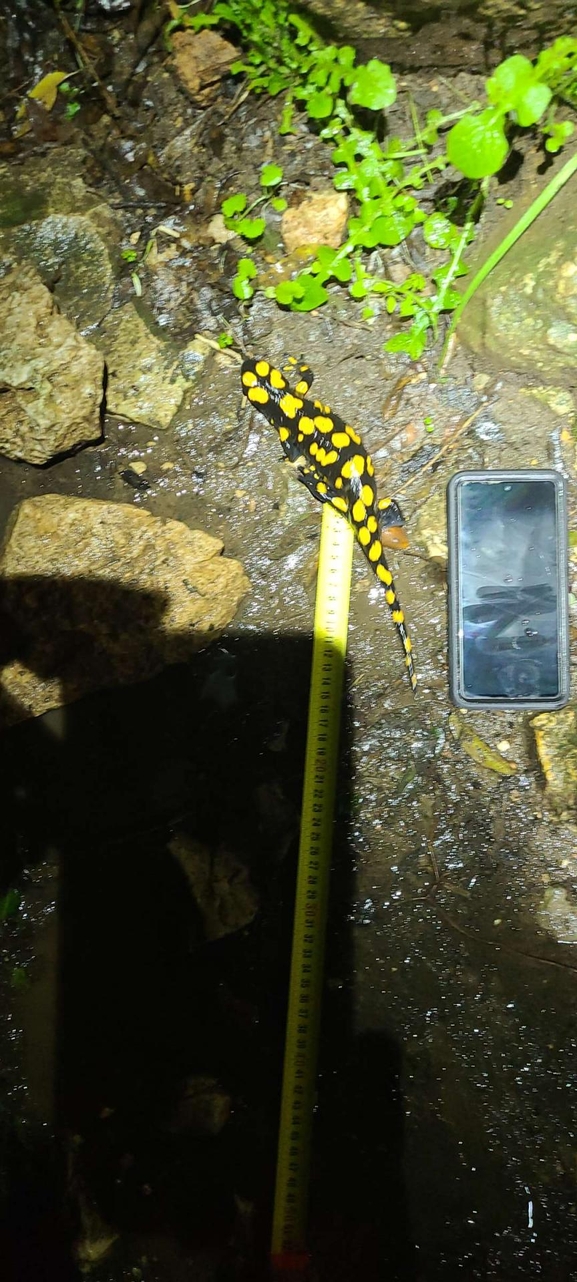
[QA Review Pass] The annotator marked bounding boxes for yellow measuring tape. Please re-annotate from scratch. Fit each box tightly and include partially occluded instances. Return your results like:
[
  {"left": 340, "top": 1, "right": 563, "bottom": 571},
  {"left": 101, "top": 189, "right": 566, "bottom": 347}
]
[{"left": 271, "top": 503, "right": 354, "bottom": 1279}]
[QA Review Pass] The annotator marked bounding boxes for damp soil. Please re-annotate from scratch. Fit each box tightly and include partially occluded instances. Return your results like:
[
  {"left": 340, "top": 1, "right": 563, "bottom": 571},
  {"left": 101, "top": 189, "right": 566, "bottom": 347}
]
[{"left": 1, "top": 4, "right": 577, "bottom": 1281}]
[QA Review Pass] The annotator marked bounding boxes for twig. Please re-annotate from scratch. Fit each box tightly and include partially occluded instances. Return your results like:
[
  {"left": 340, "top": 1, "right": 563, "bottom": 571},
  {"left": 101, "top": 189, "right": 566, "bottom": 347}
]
[
  {"left": 395, "top": 401, "right": 487, "bottom": 497},
  {"left": 433, "top": 901, "right": 577, "bottom": 975},
  {"left": 55, "top": 4, "right": 119, "bottom": 117}
]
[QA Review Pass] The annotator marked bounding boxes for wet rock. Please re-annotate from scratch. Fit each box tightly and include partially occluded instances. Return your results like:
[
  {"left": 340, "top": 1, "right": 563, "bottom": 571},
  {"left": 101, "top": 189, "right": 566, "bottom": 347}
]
[
  {"left": 537, "top": 885, "right": 577, "bottom": 945},
  {"left": 0, "top": 495, "right": 250, "bottom": 727},
  {"left": 281, "top": 190, "right": 349, "bottom": 252},
  {"left": 457, "top": 178, "right": 577, "bottom": 385},
  {"left": 413, "top": 489, "right": 447, "bottom": 565},
  {"left": 168, "top": 832, "right": 258, "bottom": 940},
  {"left": 165, "top": 1074, "right": 232, "bottom": 1136},
  {"left": 0, "top": 151, "right": 120, "bottom": 332},
  {"left": 171, "top": 29, "right": 239, "bottom": 104},
  {"left": 531, "top": 706, "right": 577, "bottom": 815},
  {"left": 0, "top": 261, "right": 104, "bottom": 465},
  {"left": 95, "top": 302, "right": 199, "bottom": 430}
]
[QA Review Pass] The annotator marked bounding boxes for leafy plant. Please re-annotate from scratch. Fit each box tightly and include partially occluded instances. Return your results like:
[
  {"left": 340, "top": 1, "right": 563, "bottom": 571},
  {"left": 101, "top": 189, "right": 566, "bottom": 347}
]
[{"left": 165, "top": 4, "right": 577, "bottom": 357}]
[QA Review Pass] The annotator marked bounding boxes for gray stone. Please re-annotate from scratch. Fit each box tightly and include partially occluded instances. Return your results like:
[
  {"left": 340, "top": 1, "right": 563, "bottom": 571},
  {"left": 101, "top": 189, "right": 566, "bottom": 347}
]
[{"left": 0, "top": 261, "right": 104, "bottom": 464}]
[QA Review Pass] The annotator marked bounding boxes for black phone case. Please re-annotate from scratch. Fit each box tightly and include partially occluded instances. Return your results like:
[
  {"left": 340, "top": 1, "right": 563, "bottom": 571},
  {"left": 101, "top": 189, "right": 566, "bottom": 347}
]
[{"left": 447, "top": 469, "right": 570, "bottom": 710}]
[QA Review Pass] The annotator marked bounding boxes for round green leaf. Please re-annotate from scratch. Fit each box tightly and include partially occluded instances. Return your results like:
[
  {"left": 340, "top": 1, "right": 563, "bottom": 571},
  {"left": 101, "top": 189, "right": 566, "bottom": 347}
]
[
  {"left": 515, "top": 82, "right": 552, "bottom": 126},
  {"left": 222, "top": 193, "right": 247, "bottom": 217},
  {"left": 486, "top": 54, "right": 533, "bottom": 110},
  {"left": 446, "top": 110, "right": 509, "bottom": 178},
  {"left": 260, "top": 163, "right": 283, "bottom": 188},
  {"left": 348, "top": 59, "right": 397, "bottom": 111},
  {"left": 237, "top": 257, "right": 257, "bottom": 280},
  {"left": 271, "top": 197, "right": 288, "bottom": 212},
  {"left": 422, "top": 212, "right": 453, "bottom": 249},
  {"left": 275, "top": 280, "right": 301, "bottom": 305},
  {"left": 291, "top": 277, "right": 329, "bottom": 311},
  {"left": 233, "top": 275, "right": 255, "bottom": 301},
  {"left": 306, "top": 91, "right": 334, "bottom": 119},
  {"left": 238, "top": 217, "right": 266, "bottom": 240}
]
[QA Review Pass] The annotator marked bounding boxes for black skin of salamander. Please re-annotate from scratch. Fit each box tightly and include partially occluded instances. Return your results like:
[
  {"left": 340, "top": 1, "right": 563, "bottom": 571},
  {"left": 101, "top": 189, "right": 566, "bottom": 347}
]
[{"left": 240, "top": 357, "right": 416, "bottom": 692}]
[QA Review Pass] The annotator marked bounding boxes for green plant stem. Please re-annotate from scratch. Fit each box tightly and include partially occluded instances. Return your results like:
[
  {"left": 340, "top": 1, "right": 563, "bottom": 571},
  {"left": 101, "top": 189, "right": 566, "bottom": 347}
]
[{"left": 441, "top": 149, "right": 577, "bottom": 363}]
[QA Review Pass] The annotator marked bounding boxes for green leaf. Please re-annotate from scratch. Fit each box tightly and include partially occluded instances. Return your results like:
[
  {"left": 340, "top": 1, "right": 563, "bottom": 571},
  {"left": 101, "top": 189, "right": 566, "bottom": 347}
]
[
  {"left": 348, "top": 59, "right": 396, "bottom": 111},
  {"left": 260, "top": 163, "right": 283, "bottom": 188},
  {"left": 271, "top": 196, "right": 288, "bottom": 212},
  {"left": 422, "top": 212, "right": 454, "bottom": 249},
  {"left": 237, "top": 217, "right": 266, "bottom": 239},
  {"left": 11, "top": 967, "right": 29, "bottom": 991},
  {"left": 515, "top": 81, "right": 552, "bottom": 126},
  {"left": 279, "top": 101, "right": 295, "bottom": 134},
  {"left": 306, "top": 90, "right": 334, "bottom": 119},
  {"left": 217, "top": 332, "right": 234, "bottom": 348},
  {"left": 486, "top": 54, "right": 534, "bottom": 110},
  {"left": 290, "top": 275, "right": 329, "bottom": 311},
  {"left": 0, "top": 888, "right": 20, "bottom": 921},
  {"left": 233, "top": 274, "right": 255, "bottom": 301},
  {"left": 275, "top": 280, "right": 302, "bottom": 305},
  {"left": 236, "top": 257, "right": 257, "bottom": 280},
  {"left": 349, "top": 279, "right": 368, "bottom": 299},
  {"left": 446, "top": 110, "right": 509, "bottom": 178},
  {"left": 222, "top": 193, "right": 247, "bottom": 217}
]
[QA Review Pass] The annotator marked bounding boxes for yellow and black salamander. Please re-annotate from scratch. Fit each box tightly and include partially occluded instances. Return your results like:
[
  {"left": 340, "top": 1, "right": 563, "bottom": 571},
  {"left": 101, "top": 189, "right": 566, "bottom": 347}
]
[{"left": 240, "top": 356, "right": 416, "bottom": 691}]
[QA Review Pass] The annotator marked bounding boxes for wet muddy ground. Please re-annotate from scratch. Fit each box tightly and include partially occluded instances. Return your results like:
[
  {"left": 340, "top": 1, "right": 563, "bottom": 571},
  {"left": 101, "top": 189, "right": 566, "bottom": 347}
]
[{"left": 1, "top": 3, "right": 577, "bottom": 1280}]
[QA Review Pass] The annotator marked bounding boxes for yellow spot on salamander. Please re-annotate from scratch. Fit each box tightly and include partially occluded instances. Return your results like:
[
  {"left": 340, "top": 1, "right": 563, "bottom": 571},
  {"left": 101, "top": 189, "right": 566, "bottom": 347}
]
[
  {"left": 358, "top": 526, "right": 371, "bottom": 546},
  {"left": 295, "top": 380, "right": 310, "bottom": 396},
  {"left": 310, "top": 441, "right": 318, "bottom": 455},
  {"left": 242, "top": 370, "right": 257, "bottom": 387},
  {"left": 352, "top": 499, "right": 366, "bottom": 524},
  {"left": 314, "top": 415, "right": 333, "bottom": 432},
  {"left": 255, "top": 359, "right": 270, "bottom": 378},
  {"left": 331, "top": 431, "right": 350, "bottom": 448},
  {"left": 404, "top": 637, "right": 413, "bottom": 653},
  {"left": 334, "top": 476, "right": 343, "bottom": 489},
  {"left": 324, "top": 449, "right": 338, "bottom": 465},
  {"left": 392, "top": 609, "right": 404, "bottom": 624},
  {"left": 332, "top": 496, "right": 348, "bottom": 513},
  {"left": 376, "top": 564, "right": 393, "bottom": 585},
  {"left": 346, "top": 425, "right": 361, "bottom": 445},
  {"left": 279, "top": 426, "right": 290, "bottom": 442},
  {"left": 299, "top": 416, "right": 315, "bottom": 434},
  {"left": 353, "top": 454, "right": 365, "bottom": 475},
  {"left": 279, "top": 393, "right": 303, "bottom": 418},
  {"left": 367, "top": 515, "right": 378, "bottom": 533},
  {"left": 316, "top": 481, "right": 328, "bottom": 494},
  {"left": 269, "top": 367, "right": 286, "bottom": 390},
  {"left": 385, "top": 589, "right": 396, "bottom": 605},
  {"left": 361, "top": 484, "right": 374, "bottom": 506},
  {"left": 378, "top": 497, "right": 391, "bottom": 511},
  {"left": 366, "top": 457, "right": 375, "bottom": 477},
  {"left": 249, "top": 385, "right": 269, "bottom": 405},
  {"left": 368, "top": 540, "right": 382, "bottom": 562}
]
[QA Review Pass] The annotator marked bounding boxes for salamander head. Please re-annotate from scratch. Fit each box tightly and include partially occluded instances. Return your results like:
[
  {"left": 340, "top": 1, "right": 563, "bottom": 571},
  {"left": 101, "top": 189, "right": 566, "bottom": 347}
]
[{"left": 381, "top": 525, "right": 409, "bottom": 551}]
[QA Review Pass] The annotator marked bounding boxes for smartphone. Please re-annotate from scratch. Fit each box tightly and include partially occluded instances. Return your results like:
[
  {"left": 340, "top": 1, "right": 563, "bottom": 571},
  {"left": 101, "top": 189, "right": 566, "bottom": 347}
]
[{"left": 447, "top": 470, "right": 570, "bottom": 710}]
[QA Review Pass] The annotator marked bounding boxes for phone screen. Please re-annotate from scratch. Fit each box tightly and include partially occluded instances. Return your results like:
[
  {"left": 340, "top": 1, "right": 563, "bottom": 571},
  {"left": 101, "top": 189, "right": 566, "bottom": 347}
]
[{"left": 448, "top": 472, "right": 569, "bottom": 709}]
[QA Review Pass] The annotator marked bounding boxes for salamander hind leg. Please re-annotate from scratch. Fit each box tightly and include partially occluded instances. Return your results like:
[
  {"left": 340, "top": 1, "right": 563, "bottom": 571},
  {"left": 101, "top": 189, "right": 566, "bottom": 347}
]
[{"left": 283, "top": 356, "right": 314, "bottom": 397}]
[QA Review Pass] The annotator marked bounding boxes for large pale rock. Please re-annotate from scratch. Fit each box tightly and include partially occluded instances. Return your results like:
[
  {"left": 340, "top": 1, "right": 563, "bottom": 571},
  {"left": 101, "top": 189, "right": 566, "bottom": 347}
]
[
  {"left": 0, "top": 496, "right": 250, "bottom": 727},
  {"left": 0, "top": 262, "right": 104, "bottom": 464},
  {"left": 96, "top": 302, "right": 193, "bottom": 430},
  {"left": 457, "top": 178, "right": 577, "bottom": 385}
]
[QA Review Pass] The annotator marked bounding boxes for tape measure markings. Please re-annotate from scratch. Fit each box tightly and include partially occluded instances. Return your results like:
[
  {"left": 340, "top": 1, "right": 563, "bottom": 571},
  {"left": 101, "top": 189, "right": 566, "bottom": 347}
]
[{"left": 271, "top": 504, "right": 354, "bottom": 1268}]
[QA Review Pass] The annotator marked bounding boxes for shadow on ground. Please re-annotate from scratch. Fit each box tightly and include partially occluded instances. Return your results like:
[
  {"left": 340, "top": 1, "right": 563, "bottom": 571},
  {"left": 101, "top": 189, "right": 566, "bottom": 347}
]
[{"left": 0, "top": 574, "right": 416, "bottom": 1282}]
